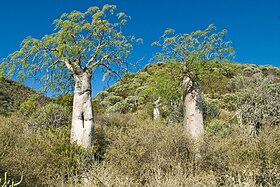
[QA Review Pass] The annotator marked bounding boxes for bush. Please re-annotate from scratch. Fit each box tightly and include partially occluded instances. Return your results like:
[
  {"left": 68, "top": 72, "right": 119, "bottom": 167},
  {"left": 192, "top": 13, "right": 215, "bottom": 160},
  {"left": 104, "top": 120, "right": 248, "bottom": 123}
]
[
  {"left": 220, "top": 93, "right": 242, "bottom": 111},
  {"left": 0, "top": 115, "right": 93, "bottom": 186},
  {"left": 68, "top": 114, "right": 280, "bottom": 187},
  {"left": 204, "top": 126, "right": 280, "bottom": 186},
  {"left": 27, "top": 103, "right": 71, "bottom": 130},
  {"left": 100, "top": 94, "right": 123, "bottom": 109},
  {"left": 19, "top": 94, "right": 42, "bottom": 117},
  {"left": 93, "top": 115, "right": 192, "bottom": 185},
  {"left": 205, "top": 119, "right": 232, "bottom": 137},
  {"left": 202, "top": 98, "right": 220, "bottom": 122},
  {"left": 55, "top": 94, "right": 73, "bottom": 109},
  {"left": 238, "top": 81, "right": 280, "bottom": 134}
]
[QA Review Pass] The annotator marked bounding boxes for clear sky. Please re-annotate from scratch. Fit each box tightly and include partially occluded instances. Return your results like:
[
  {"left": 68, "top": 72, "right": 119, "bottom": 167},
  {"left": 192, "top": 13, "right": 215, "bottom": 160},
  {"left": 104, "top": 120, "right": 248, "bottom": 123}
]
[{"left": 0, "top": 0, "right": 279, "bottom": 96}]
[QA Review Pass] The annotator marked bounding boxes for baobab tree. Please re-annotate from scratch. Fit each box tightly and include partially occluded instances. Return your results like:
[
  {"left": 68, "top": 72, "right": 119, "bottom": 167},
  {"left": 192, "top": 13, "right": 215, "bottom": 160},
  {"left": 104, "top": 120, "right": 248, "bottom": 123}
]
[
  {"left": 152, "top": 24, "right": 235, "bottom": 156},
  {"left": 1, "top": 5, "right": 140, "bottom": 148}
]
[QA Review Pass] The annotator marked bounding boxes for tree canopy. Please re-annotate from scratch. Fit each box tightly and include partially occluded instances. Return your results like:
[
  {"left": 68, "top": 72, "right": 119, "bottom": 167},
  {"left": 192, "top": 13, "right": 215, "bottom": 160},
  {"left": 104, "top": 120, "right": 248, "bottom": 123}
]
[
  {"left": 152, "top": 24, "right": 235, "bottom": 75},
  {"left": 1, "top": 5, "right": 141, "bottom": 94}
]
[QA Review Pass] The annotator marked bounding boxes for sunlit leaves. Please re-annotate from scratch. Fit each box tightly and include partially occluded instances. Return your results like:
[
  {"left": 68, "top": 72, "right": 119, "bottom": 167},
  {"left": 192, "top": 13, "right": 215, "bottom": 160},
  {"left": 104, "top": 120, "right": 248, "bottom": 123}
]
[
  {"left": 1, "top": 4, "right": 139, "bottom": 94},
  {"left": 164, "top": 28, "right": 175, "bottom": 36},
  {"left": 152, "top": 24, "right": 235, "bottom": 71}
]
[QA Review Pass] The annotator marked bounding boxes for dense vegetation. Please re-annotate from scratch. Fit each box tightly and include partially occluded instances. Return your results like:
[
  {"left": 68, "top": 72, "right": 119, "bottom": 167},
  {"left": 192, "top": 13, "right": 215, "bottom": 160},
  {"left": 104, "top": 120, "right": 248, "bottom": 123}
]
[
  {"left": 0, "top": 61, "right": 279, "bottom": 186},
  {"left": 0, "top": 76, "right": 49, "bottom": 116}
]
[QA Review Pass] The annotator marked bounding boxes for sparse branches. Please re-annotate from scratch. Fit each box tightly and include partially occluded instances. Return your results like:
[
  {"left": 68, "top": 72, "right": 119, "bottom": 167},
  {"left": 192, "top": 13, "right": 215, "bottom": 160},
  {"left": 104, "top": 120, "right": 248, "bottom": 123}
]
[
  {"left": 1, "top": 5, "right": 139, "bottom": 93},
  {"left": 152, "top": 24, "right": 235, "bottom": 73}
]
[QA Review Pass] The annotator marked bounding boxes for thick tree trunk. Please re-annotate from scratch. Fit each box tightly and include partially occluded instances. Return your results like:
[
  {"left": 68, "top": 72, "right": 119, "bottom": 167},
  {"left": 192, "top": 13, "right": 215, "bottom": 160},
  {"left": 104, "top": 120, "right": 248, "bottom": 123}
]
[
  {"left": 71, "top": 71, "right": 94, "bottom": 148},
  {"left": 183, "top": 76, "right": 204, "bottom": 160}
]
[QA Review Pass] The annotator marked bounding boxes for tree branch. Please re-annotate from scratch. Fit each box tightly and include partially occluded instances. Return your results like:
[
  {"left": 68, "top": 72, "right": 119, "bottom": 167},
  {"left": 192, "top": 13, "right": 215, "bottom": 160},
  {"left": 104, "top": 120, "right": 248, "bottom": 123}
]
[
  {"left": 54, "top": 59, "right": 75, "bottom": 75},
  {"left": 86, "top": 55, "right": 109, "bottom": 72},
  {"left": 100, "top": 62, "right": 121, "bottom": 79},
  {"left": 86, "top": 30, "right": 105, "bottom": 68}
]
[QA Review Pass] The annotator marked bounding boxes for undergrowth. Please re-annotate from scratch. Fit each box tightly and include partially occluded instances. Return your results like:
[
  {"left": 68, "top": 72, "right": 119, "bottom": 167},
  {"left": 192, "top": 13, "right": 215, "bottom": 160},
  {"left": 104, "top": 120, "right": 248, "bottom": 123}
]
[{"left": 0, "top": 112, "right": 279, "bottom": 186}]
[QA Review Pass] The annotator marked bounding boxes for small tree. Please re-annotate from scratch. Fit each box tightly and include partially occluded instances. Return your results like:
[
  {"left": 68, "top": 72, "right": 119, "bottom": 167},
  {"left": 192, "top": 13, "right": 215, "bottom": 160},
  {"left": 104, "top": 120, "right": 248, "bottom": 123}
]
[
  {"left": 152, "top": 24, "right": 235, "bottom": 157},
  {"left": 1, "top": 5, "right": 140, "bottom": 148}
]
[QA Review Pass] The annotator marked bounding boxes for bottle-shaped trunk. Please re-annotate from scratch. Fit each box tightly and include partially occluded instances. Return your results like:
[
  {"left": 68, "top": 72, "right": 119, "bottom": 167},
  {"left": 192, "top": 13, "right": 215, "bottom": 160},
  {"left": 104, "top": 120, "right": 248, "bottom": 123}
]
[
  {"left": 71, "top": 72, "right": 94, "bottom": 148},
  {"left": 183, "top": 76, "right": 204, "bottom": 142}
]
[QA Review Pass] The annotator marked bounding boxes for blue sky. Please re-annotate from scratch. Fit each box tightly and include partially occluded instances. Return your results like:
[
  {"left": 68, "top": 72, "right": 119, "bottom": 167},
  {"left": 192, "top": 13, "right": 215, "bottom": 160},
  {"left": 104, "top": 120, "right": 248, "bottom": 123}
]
[{"left": 0, "top": 0, "right": 279, "bottom": 96}]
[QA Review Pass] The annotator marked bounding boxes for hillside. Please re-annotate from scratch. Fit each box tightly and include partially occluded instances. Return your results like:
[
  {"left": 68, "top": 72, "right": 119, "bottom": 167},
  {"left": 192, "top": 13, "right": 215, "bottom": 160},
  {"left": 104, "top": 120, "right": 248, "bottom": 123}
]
[
  {"left": 0, "top": 76, "right": 49, "bottom": 116},
  {"left": 93, "top": 62, "right": 280, "bottom": 121},
  {"left": 0, "top": 61, "right": 279, "bottom": 186}
]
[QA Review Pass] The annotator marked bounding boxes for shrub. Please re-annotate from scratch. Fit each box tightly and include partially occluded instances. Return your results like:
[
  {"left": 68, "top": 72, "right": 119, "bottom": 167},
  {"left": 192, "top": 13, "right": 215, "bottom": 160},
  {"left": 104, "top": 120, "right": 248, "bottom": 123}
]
[
  {"left": 99, "top": 117, "right": 192, "bottom": 185},
  {"left": 106, "top": 101, "right": 127, "bottom": 113},
  {"left": 243, "top": 66, "right": 261, "bottom": 77},
  {"left": 220, "top": 93, "right": 242, "bottom": 111},
  {"left": 69, "top": 114, "right": 280, "bottom": 187},
  {"left": 204, "top": 126, "right": 280, "bottom": 186},
  {"left": 238, "top": 81, "right": 280, "bottom": 134},
  {"left": 202, "top": 98, "right": 220, "bottom": 122},
  {"left": 205, "top": 119, "right": 232, "bottom": 137},
  {"left": 27, "top": 103, "right": 71, "bottom": 130},
  {"left": 100, "top": 94, "right": 123, "bottom": 109},
  {"left": 0, "top": 115, "right": 93, "bottom": 186},
  {"left": 19, "top": 94, "right": 41, "bottom": 117},
  {"left": 55, "top": 94, "right": 73, "bottom": 109}
]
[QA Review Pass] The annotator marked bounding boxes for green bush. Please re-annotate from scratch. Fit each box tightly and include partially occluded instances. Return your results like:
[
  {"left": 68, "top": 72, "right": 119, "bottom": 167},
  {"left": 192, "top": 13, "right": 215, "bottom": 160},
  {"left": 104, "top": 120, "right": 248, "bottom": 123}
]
[
  {"left": 220, "top": 93, "right": 242, "bottom": 111},
  {"left": 27, "top": 103, "right": 71, "bottom": 130},
  {"left": 202, "top": 99, "right": 220, "bottom": 122},
  {"left": 243, "top": 66, "right": 261, "bottom": 77},
  {"left": 54, "top": 94, "right": 73, "bottom": 109},
  {"left": 100, "top": 94, "right": 123, "bottom": 109},
  {"left": 205, "top": 119, "right": 232, "bottom": 137},
  {"left": 19, "top": 93, "right": 41, "bottom": 117}
]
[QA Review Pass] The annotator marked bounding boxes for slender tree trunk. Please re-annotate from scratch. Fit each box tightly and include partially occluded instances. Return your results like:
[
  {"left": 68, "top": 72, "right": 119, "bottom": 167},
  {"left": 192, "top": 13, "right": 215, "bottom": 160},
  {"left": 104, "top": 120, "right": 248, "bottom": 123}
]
[
  {"left": 71, "top": 71, "right": 94, "bottom": 148},
  {"left": 183, "top": 76, "right": 204, "bottom": 161},
  {"left": 153, "top": 97, "right": 160, "bottom": 120}
]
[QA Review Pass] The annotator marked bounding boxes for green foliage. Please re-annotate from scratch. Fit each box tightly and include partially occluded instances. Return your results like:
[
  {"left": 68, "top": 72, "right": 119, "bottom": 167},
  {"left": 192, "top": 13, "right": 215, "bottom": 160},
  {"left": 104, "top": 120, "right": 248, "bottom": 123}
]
[
  {"left": 0, "top": 76, "right": 48, "bottom": 116},
  {"left": 220, "top": 93, "right": 243, "bottom": 111},
  {"left": 27, "top": 103, "right": 71, "bottom": 130},
  {"left": 54, "top": 94, "right": 73, "bottom": 109},
  {"left": 19, "top": 93, "right": 41, "bottom": 116},
  {"left": 1, "top": 5, "right": 139, "bottom": 94},
  {"left": 140, "top": 62, "right": 182, "bottom": 104},
  {"left": 153, "top": 24, "right": 235, "bottom": 73},
  {"left": 100, "top": 94, "right": 124, "bottom": 109},
  {"left": 202, "top": 98, "right": 220, "bottom": 122},
  {"left": 205, "top": 119, "right": 231, "bottom": 137},
  {"left": 243, "top": 66, "right": 261, "bottom": 77},
  {"left": 194, "top": 61, "right": 239, "bottom": 96}
]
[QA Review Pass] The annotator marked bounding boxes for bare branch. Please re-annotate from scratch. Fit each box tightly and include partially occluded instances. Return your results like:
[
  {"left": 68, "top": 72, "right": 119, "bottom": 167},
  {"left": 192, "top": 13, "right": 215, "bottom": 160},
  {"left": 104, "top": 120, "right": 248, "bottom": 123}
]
[
  {"left": 86, "top": 54, "right": 109, "bottom": 71},
  {"left": 100, "top": 62, "right": 122, "bottom": 79}
]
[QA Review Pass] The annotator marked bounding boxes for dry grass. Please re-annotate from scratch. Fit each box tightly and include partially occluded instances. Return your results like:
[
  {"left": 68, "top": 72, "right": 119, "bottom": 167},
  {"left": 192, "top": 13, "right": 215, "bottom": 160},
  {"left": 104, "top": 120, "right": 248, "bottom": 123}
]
[
  {"left": 77, "top": 114, "right": 280, "bottom": 186},
  {"left": 0, "top": 113, "right": 279, "bottom": 186}
]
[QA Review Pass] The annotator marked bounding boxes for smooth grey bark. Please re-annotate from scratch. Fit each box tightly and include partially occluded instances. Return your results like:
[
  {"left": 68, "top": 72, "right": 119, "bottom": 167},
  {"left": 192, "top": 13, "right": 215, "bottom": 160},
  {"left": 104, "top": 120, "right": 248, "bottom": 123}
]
[
  {"left": 153, "top": 97, "right": 160, "bottom": 120},
  {"left": 183, "top": 76, "right": 204, "bottom": 160},
  {"left": 70, "top": 71, "right": 94, "bottom": 148}
]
